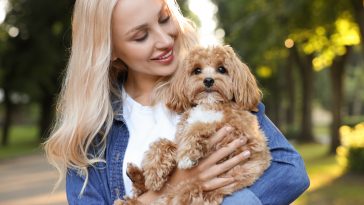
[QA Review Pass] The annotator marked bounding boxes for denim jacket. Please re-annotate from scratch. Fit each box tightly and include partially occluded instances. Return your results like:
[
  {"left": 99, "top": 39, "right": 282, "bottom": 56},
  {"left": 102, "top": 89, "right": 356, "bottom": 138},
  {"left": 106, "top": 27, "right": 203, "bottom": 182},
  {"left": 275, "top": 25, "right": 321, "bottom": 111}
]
[{"left": 66, "top": 103, "right": 310, "bottom": 205}]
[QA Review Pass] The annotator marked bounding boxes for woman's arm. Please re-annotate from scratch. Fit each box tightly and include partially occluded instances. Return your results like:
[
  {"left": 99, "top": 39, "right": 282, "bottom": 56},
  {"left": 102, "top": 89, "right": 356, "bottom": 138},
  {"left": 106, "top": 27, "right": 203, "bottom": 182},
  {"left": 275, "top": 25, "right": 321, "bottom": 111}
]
[{"left": 223, "top": 103, "right": 310, "bottom": 205}]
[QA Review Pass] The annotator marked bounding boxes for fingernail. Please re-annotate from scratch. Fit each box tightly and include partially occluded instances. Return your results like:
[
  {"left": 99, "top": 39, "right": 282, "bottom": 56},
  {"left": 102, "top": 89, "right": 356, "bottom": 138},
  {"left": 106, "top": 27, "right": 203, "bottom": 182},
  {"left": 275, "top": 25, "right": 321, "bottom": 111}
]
[
  {"left": 226, "top": 126, "right": 233, "bottom": 132},
  {"left": 242, "top": 150, "right": 250, "bottom": 158},
  {"left": 239, "top": 138, "right": 246, "bottom": 144}
]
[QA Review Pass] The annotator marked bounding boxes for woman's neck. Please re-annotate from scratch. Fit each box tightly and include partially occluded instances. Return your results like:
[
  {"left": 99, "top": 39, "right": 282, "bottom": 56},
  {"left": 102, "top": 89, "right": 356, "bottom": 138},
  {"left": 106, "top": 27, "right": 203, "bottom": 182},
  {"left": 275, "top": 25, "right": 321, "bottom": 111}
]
[{"left": 124, "top": 72, "right": 160, "bottom": 106}]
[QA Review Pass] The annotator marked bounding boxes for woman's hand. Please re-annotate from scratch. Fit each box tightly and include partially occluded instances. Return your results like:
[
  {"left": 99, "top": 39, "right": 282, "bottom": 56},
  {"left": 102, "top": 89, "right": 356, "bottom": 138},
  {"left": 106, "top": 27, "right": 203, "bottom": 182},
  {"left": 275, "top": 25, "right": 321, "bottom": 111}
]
[
  {"left": 167, "top": 126, "right": 250, "bottom": 190},
  {"left": 138, "top": 126, "right": 250, "bottom": 203}
]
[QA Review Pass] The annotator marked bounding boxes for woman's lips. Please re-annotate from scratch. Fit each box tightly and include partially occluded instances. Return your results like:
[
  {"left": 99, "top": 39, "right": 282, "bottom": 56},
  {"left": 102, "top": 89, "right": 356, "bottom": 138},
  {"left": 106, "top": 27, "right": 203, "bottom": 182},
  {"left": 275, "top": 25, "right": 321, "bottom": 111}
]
[{"left": 151, "top": 48, "right": 174, "bottom": 65}]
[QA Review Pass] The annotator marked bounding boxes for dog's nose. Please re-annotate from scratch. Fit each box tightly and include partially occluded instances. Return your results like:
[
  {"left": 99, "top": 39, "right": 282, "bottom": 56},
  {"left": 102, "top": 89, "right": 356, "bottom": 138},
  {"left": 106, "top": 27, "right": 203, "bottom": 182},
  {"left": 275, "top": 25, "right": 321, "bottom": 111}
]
[{"left": 203, "top": 78, "right": 214, "bottom": 88}]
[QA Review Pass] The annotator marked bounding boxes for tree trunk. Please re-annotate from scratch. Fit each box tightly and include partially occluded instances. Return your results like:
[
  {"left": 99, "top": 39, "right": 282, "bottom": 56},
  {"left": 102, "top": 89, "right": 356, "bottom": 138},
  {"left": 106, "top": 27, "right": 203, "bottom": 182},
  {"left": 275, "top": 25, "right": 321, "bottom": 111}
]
[
  {"left": 290, "top": 46, "right": 315, "bottom": 142},
  {"left": 273, "top": 73, "right": 283, "bottom": 128},
  {"left": 1, "top": 88, "right": 13, "bottom": 146},
  {"left": 286, "top": 49, "right": 296, "bottom": 125},
  {"left": 39, "top": 92, "right": 55, "bottom": 142},
  {"left": 329, "top": 46, "right": 352, "bottom": 154},
  {"left": 350, "top": 0, "right": 364, "bottom": 55}
]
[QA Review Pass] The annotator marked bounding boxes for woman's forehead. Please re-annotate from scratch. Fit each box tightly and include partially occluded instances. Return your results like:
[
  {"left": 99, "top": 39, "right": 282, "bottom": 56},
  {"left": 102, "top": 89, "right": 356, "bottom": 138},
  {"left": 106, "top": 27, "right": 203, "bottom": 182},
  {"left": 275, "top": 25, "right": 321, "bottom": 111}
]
[{"left": 112, "top": 0, "right": 167, "bottom": 36}]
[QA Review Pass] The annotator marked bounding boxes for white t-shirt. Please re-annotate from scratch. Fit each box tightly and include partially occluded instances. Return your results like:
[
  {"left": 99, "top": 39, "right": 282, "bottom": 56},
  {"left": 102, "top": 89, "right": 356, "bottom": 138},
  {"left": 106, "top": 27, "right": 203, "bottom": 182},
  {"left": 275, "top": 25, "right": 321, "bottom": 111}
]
[{"left": 121, "top": 90, "right": 180, "bottom": 195}]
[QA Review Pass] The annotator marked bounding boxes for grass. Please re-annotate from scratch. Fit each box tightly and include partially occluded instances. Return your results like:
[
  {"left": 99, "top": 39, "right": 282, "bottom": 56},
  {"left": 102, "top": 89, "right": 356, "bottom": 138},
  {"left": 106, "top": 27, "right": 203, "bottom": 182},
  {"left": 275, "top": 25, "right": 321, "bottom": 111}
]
[
  {"left": 0, "top": 125, "right": 42, "bottom": 160},
  {"left": 293, "top": 143, "right": 364, "bottom": 205}
]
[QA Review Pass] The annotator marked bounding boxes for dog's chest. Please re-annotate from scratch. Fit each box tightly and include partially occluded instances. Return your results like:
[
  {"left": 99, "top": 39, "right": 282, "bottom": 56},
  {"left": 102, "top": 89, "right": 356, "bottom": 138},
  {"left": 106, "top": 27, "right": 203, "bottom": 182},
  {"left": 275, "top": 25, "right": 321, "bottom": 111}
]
[{"left": 186, "top": 105, "right": 223, "bottom": 125}]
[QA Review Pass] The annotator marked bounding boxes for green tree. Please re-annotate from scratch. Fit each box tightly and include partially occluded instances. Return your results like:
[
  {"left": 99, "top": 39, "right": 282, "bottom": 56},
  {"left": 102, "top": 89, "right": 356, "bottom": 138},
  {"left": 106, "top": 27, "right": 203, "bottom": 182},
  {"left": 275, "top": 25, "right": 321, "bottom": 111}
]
[
  {"left": 350, "top": 0, "right": 364, "bottom": 56},
  {"left": 1, "top": 0, "right": 73, "bottom": 143},
  {"left": 213, "top": 0, "right": 317, "bottom": 141},
  {"left": 213, "top": 0, "right": 361, "bottom": 152}
]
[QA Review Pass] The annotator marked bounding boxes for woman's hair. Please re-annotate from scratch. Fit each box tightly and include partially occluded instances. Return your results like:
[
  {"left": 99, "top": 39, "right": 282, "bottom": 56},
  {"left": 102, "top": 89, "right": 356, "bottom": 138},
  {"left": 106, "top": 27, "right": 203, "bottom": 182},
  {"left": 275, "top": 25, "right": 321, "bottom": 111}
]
[{"left": 44, "top": 0, "right": 199, "bottom": 194}]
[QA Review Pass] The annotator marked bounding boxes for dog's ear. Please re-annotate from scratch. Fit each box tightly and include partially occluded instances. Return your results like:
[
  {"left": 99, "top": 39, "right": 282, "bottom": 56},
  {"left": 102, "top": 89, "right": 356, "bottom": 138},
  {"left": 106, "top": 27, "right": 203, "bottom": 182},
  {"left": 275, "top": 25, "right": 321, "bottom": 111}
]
[
  {"left": 165, "top": 62, "right": 191, "bottom": 113},
  {"left": 224, "top": 46, "right": 261, "bottom": 111}
]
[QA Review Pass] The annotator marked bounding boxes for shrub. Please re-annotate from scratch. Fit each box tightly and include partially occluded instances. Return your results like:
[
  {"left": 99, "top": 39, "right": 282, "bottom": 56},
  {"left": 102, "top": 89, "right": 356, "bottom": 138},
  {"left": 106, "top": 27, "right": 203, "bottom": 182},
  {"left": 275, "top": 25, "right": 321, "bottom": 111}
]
[{"left": 337, "top": 122, "right": 364, "bottom": 174}]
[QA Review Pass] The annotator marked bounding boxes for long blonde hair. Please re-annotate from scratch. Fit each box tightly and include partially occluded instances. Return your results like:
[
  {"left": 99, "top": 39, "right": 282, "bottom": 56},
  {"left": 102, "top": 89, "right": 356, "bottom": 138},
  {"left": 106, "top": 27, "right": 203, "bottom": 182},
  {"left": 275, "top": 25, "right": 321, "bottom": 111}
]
[{"left": 44, "top": 0, "right": 199, "bottom": 194}]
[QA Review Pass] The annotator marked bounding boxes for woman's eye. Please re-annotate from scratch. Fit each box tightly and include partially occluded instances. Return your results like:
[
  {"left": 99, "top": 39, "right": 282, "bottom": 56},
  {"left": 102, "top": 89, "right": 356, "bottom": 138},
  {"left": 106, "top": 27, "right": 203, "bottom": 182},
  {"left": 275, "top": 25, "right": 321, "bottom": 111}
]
[
  {"left": 159, "top": 15, "right": 170, "bottom": 24},
  {"left": 135, "top": 33, "right": 148, "bottom": 42},
  {"left": 217, "top": 66, "right": 227, "bottom": 74},
  {"left": 192, "top": 68, "right": 202, "bottom": 75}
]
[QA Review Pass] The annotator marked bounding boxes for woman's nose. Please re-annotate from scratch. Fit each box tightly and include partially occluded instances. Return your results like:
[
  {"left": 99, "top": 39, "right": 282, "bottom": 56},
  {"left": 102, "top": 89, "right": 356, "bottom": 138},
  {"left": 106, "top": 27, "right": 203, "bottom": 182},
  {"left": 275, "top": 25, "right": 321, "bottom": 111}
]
[{"left": 154, "top": 27, "right": 176, "bottom": 49}]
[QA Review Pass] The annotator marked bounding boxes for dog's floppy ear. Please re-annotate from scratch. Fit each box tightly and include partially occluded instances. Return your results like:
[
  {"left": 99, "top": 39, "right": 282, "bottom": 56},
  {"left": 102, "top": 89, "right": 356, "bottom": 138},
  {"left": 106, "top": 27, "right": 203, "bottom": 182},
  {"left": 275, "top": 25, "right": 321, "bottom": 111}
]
[
  {"left": 165, "top": 62, "right": 191, "bottom": 113},
  {"left": 224, "top": 45, "right": 261, "bottom": 111}
]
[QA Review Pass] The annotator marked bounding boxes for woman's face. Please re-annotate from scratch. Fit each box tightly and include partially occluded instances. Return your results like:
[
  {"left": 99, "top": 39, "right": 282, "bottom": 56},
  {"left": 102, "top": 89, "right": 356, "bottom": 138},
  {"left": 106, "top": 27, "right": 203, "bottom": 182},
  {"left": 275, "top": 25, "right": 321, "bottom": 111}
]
[{"left": 112, "top": 0, "right": 179, "bottom": 79}]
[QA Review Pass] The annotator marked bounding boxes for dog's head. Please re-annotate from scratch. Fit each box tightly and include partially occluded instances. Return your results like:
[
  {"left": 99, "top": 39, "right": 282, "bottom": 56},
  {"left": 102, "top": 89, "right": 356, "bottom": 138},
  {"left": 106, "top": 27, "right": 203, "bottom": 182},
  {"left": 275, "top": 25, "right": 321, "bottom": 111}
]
[{"left": 166, "top": 45, "right": 261, "bottom": 113}]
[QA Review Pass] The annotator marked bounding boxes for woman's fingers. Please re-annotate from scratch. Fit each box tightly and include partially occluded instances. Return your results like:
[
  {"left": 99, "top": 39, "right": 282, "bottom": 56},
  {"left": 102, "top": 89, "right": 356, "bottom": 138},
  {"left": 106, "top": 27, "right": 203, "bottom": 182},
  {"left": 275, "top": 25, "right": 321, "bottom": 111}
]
[
  {"left": 201, "top": 177, "right": 235, "bottom": 191},
  {"left": 201, "top": 137, "right": 247, "bottom": 169},
  {"left": 204, "top": 150, "right": 250, "bottom": 180},
  {"left": 200, "top": 149, "right": 250, "bottom": 181},
  {"left": 208, "top": 126, "right": 234, "bottom": 148}
]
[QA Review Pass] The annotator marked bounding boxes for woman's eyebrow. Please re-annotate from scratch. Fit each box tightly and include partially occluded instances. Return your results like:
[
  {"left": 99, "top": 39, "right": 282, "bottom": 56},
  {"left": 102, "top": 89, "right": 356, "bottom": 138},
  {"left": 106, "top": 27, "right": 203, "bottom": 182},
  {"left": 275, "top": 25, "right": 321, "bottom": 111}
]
[{"left": 125, "top": 3, "right": 167, "bottom": 36}]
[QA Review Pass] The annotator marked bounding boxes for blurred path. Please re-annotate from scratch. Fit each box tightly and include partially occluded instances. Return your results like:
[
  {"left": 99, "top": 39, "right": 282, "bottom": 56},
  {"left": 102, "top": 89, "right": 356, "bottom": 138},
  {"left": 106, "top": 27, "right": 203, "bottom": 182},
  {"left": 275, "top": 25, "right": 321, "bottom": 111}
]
[{"left": 0, "top": 153, "right": 67, "bottom": 205}]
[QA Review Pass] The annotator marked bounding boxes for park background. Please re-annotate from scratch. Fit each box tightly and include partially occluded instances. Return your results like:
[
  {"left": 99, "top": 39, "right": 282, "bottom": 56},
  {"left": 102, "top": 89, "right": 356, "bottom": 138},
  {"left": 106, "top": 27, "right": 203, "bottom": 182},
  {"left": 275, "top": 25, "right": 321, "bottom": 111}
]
[{"left": 0, "top": 0, "right": 363, "bottom": 204}]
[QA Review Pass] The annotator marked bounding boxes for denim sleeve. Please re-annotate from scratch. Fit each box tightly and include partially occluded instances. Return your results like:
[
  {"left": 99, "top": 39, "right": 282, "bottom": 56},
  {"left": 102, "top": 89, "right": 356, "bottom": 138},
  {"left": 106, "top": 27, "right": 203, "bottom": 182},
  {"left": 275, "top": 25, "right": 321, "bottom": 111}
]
[
  {"left": 223, "top": 103, "right": 310, "bottom": 205},
  {"left": 66, "top": 165, "right": 111, "bottom": 205}
]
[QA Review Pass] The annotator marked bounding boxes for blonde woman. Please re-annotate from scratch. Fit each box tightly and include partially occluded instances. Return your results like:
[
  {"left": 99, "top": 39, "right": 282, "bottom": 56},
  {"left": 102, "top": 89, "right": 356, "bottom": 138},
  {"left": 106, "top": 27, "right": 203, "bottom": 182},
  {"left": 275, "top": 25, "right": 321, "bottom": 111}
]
[{"left": 44, "top": 0, "right": 309, "bottom": 204}]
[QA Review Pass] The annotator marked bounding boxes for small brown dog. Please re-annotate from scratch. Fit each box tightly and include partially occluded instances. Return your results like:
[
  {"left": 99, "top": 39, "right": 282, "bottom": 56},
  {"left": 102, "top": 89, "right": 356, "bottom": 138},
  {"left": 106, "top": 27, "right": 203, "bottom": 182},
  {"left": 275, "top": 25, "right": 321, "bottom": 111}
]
[{"left": 116, "top": 45, "right": 271, "bottom": 205}]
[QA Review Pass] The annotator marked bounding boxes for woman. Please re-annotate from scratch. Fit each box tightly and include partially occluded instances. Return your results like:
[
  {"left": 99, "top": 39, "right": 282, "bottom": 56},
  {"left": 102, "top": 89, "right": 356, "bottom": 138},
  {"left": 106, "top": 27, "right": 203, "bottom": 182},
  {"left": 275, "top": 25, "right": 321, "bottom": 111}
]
[{"left": 44, "top": 0, "right": 310, "bottom": 204}]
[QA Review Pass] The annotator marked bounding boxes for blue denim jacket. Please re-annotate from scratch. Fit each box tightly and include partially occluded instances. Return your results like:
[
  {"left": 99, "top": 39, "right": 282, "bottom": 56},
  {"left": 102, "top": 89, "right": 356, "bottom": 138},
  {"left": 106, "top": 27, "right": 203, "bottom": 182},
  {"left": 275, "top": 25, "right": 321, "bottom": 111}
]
[{"left": 66, "top": 103, "right": 310, "bottom": 205}]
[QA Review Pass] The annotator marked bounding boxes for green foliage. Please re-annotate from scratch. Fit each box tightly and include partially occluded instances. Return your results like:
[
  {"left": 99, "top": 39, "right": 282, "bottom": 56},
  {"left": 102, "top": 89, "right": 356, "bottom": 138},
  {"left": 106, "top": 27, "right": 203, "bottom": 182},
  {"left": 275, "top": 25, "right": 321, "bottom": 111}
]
[
  {"left": 212, "top": 0, "right": 357, "bottom": 74},
  {"left": 212, "top": 0, "right": 364, "bottom": 146},
  {"left": 347, "top": 147, "right": 364, "bottom": 173},
  {"left": 343, "top": 115, "right": 364, "bottom": 127},
  {"left": 295, "top": 143, "right": 364, "bottom": 205},
  {"left": 282, "top": 124, "right": 300, "bottom": 140},
  {"left": 337, "top": 123, "right": 364, "bottom": 174},
  {"left": 0, "top": 125, "right": 40, "bottom": 159},
  {"left": 1, "top": 0, "right": 73, "bottom": 101},
  {"left": 177, "top": 0, "right": 200, "bottom": 26}
]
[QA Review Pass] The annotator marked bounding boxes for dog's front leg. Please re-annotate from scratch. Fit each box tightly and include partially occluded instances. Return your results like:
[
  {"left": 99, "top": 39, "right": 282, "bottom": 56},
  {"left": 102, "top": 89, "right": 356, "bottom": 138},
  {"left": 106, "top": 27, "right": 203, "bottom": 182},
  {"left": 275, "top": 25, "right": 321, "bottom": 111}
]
[
  {"left": 142, "top": 138, "right": 177, "bottom": 191},
  {"left": 126, "top": 163, "right": 147, "bottom": 196},
  {"left": 176, "top": 123, "right": 215, "bottom": 169}
]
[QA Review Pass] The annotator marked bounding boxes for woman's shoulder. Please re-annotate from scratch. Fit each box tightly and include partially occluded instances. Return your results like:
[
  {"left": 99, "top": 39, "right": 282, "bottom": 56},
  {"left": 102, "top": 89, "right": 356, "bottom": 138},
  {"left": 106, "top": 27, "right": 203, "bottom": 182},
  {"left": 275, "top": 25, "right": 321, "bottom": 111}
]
[{"left": 253, "top": 102, "right": 266, "bottom": 120}]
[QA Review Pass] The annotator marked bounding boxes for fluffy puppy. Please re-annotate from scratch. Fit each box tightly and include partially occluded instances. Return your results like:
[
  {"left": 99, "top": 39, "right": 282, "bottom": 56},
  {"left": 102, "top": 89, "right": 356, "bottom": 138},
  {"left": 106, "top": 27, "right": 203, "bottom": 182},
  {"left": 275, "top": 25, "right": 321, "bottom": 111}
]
[{"left": 119, "top": 45, "right": 271, "bottom": 205}]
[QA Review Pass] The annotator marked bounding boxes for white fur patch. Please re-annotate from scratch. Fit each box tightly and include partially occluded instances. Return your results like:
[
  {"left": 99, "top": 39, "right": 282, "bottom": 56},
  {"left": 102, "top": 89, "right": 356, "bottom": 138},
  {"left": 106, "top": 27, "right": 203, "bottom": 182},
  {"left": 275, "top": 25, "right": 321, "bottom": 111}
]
[
  {"left": 203, "top": 66, "right": 215, "bottom": 75},
  {"left": 178, "top": 157, "right": 196, "bottom": 169},
  {"left": 186, "top": 105, "right": 223, "bottom": 125},
  {"left": 206, "top": 94, "right": 217, "bottom": 104}
]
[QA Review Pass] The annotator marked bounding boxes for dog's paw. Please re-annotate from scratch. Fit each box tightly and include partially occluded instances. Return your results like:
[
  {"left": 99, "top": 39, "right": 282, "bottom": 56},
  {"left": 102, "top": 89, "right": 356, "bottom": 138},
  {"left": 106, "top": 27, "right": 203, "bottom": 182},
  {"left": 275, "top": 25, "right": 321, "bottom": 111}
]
[
  {"left": 126, "top": 163, "right": 144, "bottom": 183},
  {"left": 178, "top": 156, "right": 198, "bottom": 169}
]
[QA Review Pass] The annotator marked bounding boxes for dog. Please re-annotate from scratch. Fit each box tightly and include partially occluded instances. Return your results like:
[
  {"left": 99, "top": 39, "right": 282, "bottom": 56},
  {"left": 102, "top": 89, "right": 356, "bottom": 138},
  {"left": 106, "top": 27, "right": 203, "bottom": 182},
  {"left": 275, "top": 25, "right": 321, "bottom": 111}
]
[{"left": 116, "top": 45, "right": 271, "bottom": 205}]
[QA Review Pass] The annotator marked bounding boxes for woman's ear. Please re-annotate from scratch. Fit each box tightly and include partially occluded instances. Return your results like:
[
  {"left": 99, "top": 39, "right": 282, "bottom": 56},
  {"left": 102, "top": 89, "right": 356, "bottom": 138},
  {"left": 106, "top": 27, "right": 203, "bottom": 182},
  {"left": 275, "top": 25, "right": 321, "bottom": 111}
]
[
  {"left": 225, "top": 46, "right": 261, "bottom": 111},
  {"left": 165, "top": 63, "right": 191, "bottom": 113},
  {"left": 111, "top": 50, "right": 118, "bottom": 61}
]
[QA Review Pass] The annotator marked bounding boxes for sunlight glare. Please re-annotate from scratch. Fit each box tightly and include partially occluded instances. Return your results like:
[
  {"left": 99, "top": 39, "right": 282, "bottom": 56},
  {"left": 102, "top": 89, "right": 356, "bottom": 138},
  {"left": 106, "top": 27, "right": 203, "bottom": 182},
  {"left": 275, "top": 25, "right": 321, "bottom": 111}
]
[
  {"left": 0, "top": 0, "right": 7, "bottom": 25},
  {"left": 188, "top": 0, "right": 223, "bottom": 46}
]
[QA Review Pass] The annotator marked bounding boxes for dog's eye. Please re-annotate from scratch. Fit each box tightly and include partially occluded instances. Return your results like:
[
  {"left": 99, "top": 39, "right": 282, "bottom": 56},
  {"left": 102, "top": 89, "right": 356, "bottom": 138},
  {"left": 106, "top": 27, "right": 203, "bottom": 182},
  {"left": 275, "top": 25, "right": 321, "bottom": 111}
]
[
  {"left": 192, "top": 68, "right": 202, "bottom": 75},
  {"left": 217, "top": 66, "right": 227, "bottom": 74}
]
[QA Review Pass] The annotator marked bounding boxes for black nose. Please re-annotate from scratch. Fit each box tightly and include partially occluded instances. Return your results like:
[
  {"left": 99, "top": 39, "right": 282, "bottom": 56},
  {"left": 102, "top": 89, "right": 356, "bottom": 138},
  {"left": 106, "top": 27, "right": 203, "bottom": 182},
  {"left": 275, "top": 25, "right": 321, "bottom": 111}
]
[{"left": 203, "top": 78, "right": 214, "bottom": 88}]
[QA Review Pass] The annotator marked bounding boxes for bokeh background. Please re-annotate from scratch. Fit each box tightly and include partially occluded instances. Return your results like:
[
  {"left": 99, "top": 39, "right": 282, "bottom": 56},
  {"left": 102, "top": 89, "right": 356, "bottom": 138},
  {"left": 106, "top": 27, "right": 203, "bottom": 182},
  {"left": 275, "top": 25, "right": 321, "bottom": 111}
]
[{"left": 0, "top": 0, "right": 363, "bottom": 204}]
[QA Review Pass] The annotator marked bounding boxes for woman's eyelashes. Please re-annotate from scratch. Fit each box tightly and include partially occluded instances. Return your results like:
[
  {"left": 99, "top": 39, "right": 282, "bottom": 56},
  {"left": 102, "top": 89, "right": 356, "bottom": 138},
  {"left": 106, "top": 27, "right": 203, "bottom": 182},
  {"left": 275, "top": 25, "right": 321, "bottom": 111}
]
[
  {"left": 135, "top": 32, "right": 148, "bottom": 42},
  {"left": 159, "top": 15, "right": 170, "bottom": 24},
  {"left": 134, "top": 15, "right": 171, "bottom": 42}
]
